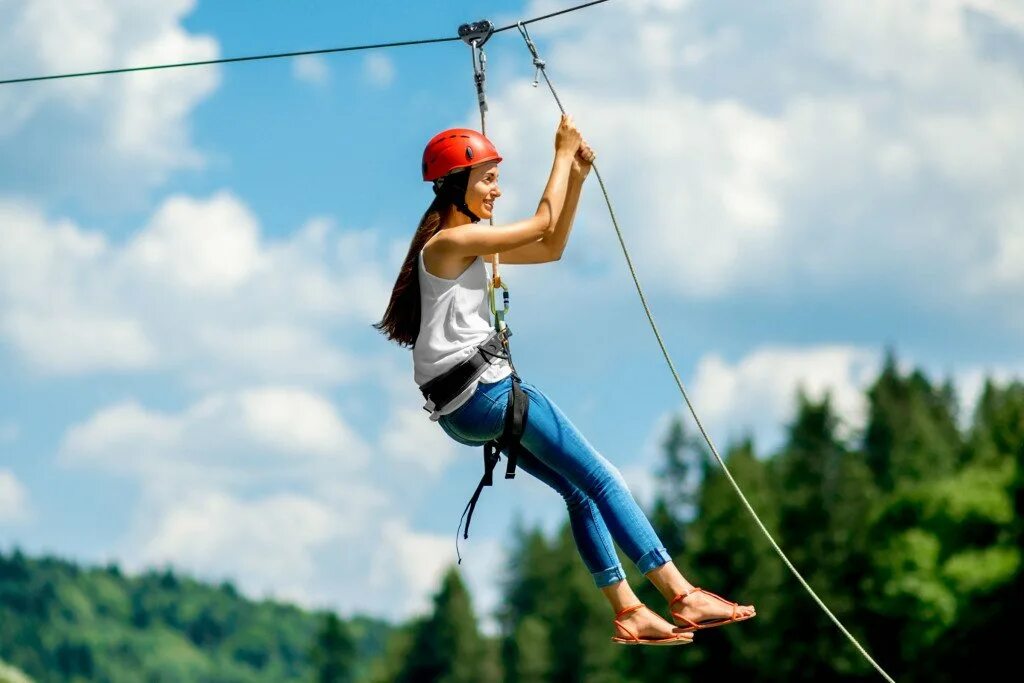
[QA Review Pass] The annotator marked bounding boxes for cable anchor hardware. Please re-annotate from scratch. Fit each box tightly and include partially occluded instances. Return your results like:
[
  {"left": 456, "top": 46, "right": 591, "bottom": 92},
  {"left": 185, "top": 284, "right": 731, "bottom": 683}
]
[
  {"left": 460, "top": 20, "right": 494, "bottom": 115},
  {"left": 457, "top": 20, "right": 495, "bottom": 48},
  {"left": 517, "top": 22, "right": 546, "bottom": 87}
]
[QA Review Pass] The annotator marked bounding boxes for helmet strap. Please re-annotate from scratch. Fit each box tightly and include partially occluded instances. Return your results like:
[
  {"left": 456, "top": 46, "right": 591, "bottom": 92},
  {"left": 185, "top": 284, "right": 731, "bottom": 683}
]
[{"left": 433, "top": 170, "right": 481, "bottom": 223}]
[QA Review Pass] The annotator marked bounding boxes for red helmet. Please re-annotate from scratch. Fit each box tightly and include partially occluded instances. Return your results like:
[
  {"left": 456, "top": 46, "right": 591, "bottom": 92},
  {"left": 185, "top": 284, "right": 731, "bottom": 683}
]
[{"left": 422, "top": 128, "right": 502, "bottom": 182}]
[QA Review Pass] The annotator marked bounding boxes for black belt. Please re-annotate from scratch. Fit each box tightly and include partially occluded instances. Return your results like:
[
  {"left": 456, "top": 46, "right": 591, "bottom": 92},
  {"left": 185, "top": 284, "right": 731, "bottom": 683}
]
[
  {"left": 420, "top": 327, "right": 511, "bottom": 415},
  {"left": 419, "top": 326, "right": 530, "bottom": 565}
]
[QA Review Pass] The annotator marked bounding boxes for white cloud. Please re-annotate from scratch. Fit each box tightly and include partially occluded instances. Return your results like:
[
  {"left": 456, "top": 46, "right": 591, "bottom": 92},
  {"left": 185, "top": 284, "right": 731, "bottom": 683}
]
[
  {"left": 0, "top": 469, "right": 31, "bottom": 524},
  {"left": 59, "top": 387, "right": 371, "bottom": 487},
  {"left": 0, "top": 194, "right": 390, "bottom": 382},
  {"left": 0, "top": 0, "right": 220, "bottom": 207},
  {"left": 124, "top": 192, "right": 265, "bottom": 292},
  {"left": 238, "top": 387, "right": 366, "bottom": 458},
  {"left": 362, "top": 53, "right": 395, "bottom": 88},
  {"left": 4, "top": 310, "right": 158, "bottom": 374},
  {"left": 618, "top": 462, "right": 659, "bottom": 511},
  {"left": 688, "top": 345, "right": 880, "bottom": 451},
  {"left": 293, "top": 54, "right": 330, "bottom": 86},
  {"left": 366, "top": 518, "right": 505, "bottom": 631},
  {"left": 657, "top": 349, "right": 1023, "bottom": 454},
  {"left": 379, "top": 406, "right": 459, "bottom": 477},
  {"left": 485, "top": 0, "right": 1024, "bottom": 314},
  {"left": 962, "top": 0, "right": 1024, "bottom": 32},
  {"left": 950, "top": 363, "right": 1024, "bottom": 428},
  {"left": 130, "top": 489, "right": 340, "bottom": 605}
]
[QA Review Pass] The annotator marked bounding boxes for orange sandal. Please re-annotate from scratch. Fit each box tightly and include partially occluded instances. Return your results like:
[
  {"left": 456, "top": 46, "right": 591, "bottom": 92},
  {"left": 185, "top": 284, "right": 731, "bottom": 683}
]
[
  {"left": 610, "top": 603, "right": 694, "bottom": 646},
  {"left": 670, "top": 586, "right": 756, "bottom": 633}
]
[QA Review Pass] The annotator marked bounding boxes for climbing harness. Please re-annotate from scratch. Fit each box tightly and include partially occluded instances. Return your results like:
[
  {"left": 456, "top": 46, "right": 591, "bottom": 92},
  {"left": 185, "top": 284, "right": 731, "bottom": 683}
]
[
  {"left": 417, "top": 325, "right": 529, "bottom": 565},
  {"left": 511, "top": 20, "right": 895, "bottom": 683}
]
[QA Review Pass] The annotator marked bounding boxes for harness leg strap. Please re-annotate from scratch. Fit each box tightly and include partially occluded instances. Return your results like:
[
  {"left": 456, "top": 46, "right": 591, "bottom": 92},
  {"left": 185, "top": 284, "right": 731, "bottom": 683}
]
[
  {"left": 504, "top": 376, "right": 529, "bottom": 479},
  {"left": 457, "top": 445, "right": 502, "bottom": 565},
  {"left": 456, "top": 374, "right": 530, "bottom": 564}
]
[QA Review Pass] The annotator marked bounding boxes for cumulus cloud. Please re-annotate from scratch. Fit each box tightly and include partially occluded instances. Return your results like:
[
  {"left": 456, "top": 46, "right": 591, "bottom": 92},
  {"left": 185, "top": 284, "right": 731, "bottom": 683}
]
[
  {"left": 59, "top": 386, "right": 372, "bottom": 491},
  {"left": 130, "top": 489, "right": 341, "bottom": 605},
  {"left": 484, "top": 0, "right": 1024, "bottom": 316},
  {"left": 362, "top": 53, "right": 395, "bottom": 88},
  {"left": 0, "top": 469, "right": 31, "bottom": 524},
  {"left": 0, "top": 0, "right": 220, "bottom": 207},
  {"left": 379, "top": 406, "right": 459, "bottom": 477},
  {"left": 949, "top": 362, "right": 1024, "bottom": 428},
  {"left": 0, "top": 193, "right": 391, "bottom": 384},
  {"left": 293, "top": 54, "right": 330, "bottom": 86},
  {"left": 680, "top": 345, "right": 1024, "bottom": 452},
  {"left": 366, "top": 518, "right": 505, "bottom": 630},
  {"left": 688, "top": 345, "right": 881, "bottom": 451}
]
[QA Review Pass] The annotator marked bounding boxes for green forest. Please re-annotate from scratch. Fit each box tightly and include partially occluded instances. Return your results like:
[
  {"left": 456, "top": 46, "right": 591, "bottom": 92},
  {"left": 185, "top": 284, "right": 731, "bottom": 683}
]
[{"left": 2, "top": 355, "right": 1020, "bottom": 682}]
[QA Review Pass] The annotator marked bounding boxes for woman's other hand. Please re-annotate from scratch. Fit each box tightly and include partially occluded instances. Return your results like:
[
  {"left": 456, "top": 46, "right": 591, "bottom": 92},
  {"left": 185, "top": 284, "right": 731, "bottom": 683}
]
[
  {"left": 573, "top": 139, "right": 596, "bottom": 179},
  {"left": 555, "top": 113, "right": 582, "bottom": 157}
]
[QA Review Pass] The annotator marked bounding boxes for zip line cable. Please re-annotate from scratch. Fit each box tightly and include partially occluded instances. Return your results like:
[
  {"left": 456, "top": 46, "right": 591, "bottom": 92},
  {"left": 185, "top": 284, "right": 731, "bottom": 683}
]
[
  {"left": 0, "top": 0, "right": 613, "bottom": 86},
  {"left": 493, "top": 0, "right": 613, "bottom": 33},
  {"left": 514, "top": 21, "right": 896, "bottom": 683},
  {"left": 0, "top": 36, "right": 460, "bottom": 86}
]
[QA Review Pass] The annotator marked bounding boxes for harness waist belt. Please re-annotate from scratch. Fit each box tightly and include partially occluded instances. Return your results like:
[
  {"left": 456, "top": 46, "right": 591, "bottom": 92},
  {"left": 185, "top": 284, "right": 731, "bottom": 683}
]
[{"left": 420, "top": 328, "right": 511, "bottom": 415}]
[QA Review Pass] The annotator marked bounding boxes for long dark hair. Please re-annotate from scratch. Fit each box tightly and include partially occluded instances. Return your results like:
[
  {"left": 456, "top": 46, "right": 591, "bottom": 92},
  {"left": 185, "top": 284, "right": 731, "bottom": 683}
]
[{"left": 372, "top": 185, "right": 463, "bottom": 348}]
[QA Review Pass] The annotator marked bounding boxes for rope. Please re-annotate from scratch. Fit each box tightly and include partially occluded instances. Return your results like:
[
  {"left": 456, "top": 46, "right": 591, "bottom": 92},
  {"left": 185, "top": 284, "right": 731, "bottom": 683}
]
[
  {"left": 0, "top": 0, "right": 615, "bottom": 86},
  {"left": 464, "top": 35, "right": 509, "bottom": 336},
  {"left": 515, "top": 21, "right": 896, "bottom": 683}
]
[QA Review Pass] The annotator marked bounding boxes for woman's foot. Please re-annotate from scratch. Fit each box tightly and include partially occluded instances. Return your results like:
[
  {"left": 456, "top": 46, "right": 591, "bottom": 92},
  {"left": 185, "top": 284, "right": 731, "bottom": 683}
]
[
  {"left": 669, "top": 587, "right": 756, "bottom": 632},
  {"left": 615, "top": 604, "right": 695, "bottom": 642}
]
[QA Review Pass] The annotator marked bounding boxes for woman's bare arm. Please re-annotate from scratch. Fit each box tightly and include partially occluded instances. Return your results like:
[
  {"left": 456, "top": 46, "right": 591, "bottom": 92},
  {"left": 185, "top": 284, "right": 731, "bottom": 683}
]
[
  {"left": 543, "top": 171, "right": 584, "bottom": 260},
  {"left": 433, "top": 149, "right": 576, "bottom": 257},
  {"left": 431, "top": 114, "right": 581, "bottom": 258}
]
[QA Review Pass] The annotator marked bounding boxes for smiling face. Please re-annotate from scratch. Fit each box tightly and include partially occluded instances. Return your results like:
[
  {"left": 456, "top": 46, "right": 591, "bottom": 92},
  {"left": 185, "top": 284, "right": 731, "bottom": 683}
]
[{"left": 464, "top": 161, "right": 501, "bottom": 221}]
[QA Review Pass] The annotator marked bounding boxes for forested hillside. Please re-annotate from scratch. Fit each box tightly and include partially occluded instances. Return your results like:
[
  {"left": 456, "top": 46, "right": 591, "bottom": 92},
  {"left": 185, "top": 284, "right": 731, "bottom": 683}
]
[{"left": 0, "top": 551, "right": 389, "bottom": 683}]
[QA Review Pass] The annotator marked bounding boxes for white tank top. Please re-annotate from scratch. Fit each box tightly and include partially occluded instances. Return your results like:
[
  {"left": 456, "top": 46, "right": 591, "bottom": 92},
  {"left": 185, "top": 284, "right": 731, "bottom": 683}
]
[{"left": 414, "top": 249, "right": 513, "bottom": 421}]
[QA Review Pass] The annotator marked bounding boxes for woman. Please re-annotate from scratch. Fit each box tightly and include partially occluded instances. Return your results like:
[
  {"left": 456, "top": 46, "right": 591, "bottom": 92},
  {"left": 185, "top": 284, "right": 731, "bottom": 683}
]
[{"left": 374, "top": 115, "right": 755, "bottom": 646}]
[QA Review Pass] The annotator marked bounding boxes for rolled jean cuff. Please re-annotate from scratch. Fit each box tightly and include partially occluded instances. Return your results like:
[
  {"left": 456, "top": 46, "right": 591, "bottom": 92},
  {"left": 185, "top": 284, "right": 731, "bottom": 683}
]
[
  {"left": 636, "top": 547, "right": 672, "bottom": 574},
  {"left": 592, "top": 564, "right": 627, "bottom": 588}
]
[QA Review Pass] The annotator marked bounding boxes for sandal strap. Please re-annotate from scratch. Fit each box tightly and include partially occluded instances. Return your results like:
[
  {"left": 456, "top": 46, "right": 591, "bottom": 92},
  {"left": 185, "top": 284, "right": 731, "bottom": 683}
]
[
  {"left": 612, "top": 619, "right": 638, "bottom": 641},
  {"left": 670, "top": 586, "right": 701, "bottom": 607},
  {"left": 614, "top": 603, "right": 645, "bottom": 620}
]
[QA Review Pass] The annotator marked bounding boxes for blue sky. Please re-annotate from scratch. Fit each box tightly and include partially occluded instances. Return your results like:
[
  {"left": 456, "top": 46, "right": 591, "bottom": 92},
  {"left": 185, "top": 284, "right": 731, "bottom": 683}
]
[{"left": 1, "top": 0, "right": 1022, "bottom": 634}]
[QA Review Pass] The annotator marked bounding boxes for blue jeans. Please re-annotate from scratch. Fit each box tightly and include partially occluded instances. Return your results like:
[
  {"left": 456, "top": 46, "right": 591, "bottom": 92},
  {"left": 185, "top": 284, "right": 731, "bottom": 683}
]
[{"left": 438, "top": 375, "right": 672, "bottom": 588}]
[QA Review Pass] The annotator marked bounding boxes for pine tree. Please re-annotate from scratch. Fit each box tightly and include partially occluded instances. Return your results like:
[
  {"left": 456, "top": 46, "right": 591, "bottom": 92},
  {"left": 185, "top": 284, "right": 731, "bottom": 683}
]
[
  {"left": 864, "top": 351, "right": 960, "bottom": 490},
  {"left": 394, "top": 566, "right": 489, "bottom": 683},
  {"left": 768, "top": 391, "right": 877, "bottom": 681},
  {"left": 865, "top": 380, "right": 1024, "bottom": 681},
  {"left": 309, "top": 613, "right": 356, "bottom": 683},
  {"left": 683, "top": 438, "right": 782, "bottom": 680},
  {"left": 508, "top": 615, "right": 550, "bottom": 683}
]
